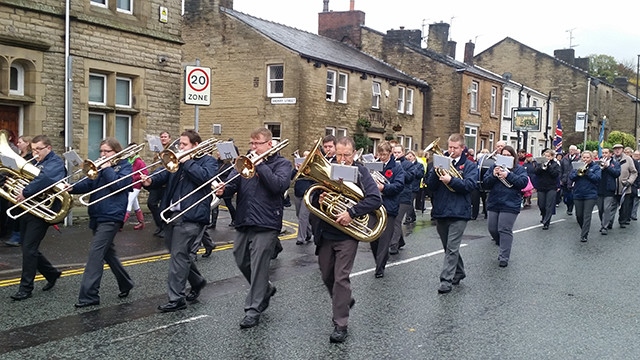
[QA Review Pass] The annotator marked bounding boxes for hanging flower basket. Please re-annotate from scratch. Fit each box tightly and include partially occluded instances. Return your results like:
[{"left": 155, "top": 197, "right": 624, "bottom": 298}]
[{"left": 392, "top": 124, "right": 402, "bottom": 132}]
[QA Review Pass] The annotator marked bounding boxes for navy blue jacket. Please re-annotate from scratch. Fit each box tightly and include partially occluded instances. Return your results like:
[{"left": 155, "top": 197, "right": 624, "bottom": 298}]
[
  {"left": 484, "top": 164, "right": 529, "bottom": 214},
  {"left": 426, "top": 156, "right": 478, "bottom": 220},
  {"left": 310, "top": 162, "right": 382, "bottom": 241},
  {"left": 533, "top": 160, "right": 561, "bottom": 192},
  {"left": 397, "top": 156, "right": 415, "bottom": 204},
  {"left": 291, "top": 167, "right": 314, "bottom": 198},
  {"left": 222, "top": 153, "right": 292, "bottom": 231},
  {"left": 70, "top": 159, "right": 132, "bottom": 230},
  {"left": 569, "top": 162, "right": 601, "bottom": 200},
  {"left": 379, "top": 155, "right": 404, "bottom": 217},
  {"left": 410, "top": 161, "right": 424, "bottom": 193},
  {"left": 597, "top": 159, "right": 620, "bottom": 196},
  {"left": 23, "top": 151, "right": 66, "bottom": 198},
  {"left": 147, "top": 154, "right": 218, "bottom": 225}
]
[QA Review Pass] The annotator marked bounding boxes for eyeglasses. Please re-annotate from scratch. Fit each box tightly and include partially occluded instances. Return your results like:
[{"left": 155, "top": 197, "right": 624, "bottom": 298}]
[
  {"left": 33, "top": 146, "right": 48, "bottom": 151},
  {"left": 100, "top": 149, "right": 115, "bottom": 153},
  {"left": 248, "top": 140, "right": 269, "bottom": 146}
]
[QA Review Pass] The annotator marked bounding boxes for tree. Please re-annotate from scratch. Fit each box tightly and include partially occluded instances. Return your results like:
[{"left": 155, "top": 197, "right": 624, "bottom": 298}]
[
  {"left": 607, "top": 130, "right": 636, "bottom": 148},
  {"left": 589, "top": 54, "right": 619, "bottom": 83}
]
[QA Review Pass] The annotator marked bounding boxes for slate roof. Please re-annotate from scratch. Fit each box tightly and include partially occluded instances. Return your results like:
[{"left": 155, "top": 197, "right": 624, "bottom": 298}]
[{"left": 220, "top": 7, "right": 428, "bottom": 89}]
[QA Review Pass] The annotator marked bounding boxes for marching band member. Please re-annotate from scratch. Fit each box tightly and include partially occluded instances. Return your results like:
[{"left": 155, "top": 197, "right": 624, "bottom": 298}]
[
  {"left": 143, "top": 130, "right": 217, "bottom": 312},
  {"left": 10, "top": 135, "right": 65, "bottom": 301},
  {"left": 596, "top": 148, "right": 620, "bottom": 235},
  {"left": 370, "top": 141, "right": 403, "bottom": 278},
  {"left": 215, "top": 128, "right": 292, "bottom": 329},
  {"left": 322, "top": 135, "right": 337, "bottom": 162},
  {"left": 483, "top": 146, "right": 529, "bottom": 267},
  {"left": 389, "top": 145, "right": 417, "bottom": 254},
  {"left": 147, "top": 131, "right": 173, "bottom": 238},
  {"left": 426, "top": 134, "right": 478, "bottom": 293},
  {"left": 569, "top": 151, "right": 601, "bottom": 242},
  {"left": 534, "top": 149, "right": 562, "bottom": 230},
  {"left": 309, "top": 136, "right": 382, "bottom": 343},
  {"left": 68, "top": 138, "right": 134, "bottom": 308},
  {"left": 610, "top": 144, "right": 638, "bottom": 228}
]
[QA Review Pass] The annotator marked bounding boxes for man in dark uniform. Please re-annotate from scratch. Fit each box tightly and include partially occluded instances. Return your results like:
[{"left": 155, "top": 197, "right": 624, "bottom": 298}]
[{"left": 147, "top": 131, "right": 173, "bottom": 238}]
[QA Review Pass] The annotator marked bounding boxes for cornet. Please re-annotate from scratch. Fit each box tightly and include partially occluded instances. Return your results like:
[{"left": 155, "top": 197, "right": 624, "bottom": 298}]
[{"left": 599, "top": 158, "right": 610, "bottom": 169}]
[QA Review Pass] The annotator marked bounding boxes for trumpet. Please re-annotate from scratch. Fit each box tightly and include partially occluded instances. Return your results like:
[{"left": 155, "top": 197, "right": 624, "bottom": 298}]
[
  {"left": 541, "top": 160, "right": 550, "bottom": 170},
  {"left": 577, "top": 165, "right": 589, "bottom": 176},
  {"left": 599, "top": 158, "right": 610, "bottom": 169},
  {"left": 160, "top": 139, "right": 290, "bottom": 224},
  {"left": 78, "top": 138, "right": 220, "bottom": 206},
  {"left": 494, "top": 165, "right": 514, "bottom": 188}
]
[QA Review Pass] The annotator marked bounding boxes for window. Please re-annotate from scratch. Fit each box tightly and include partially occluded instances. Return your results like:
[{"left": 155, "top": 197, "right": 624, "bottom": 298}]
[
  {"left": 529, "top": 137, "right": 536, "bottom": 155},
  {"left": 405, "top": 136, "right": 413, "bottom": 151},
  {"left": 88, "top": 113, "right": 106, "bottom": 161},
  {"left": 90, "top": 0, "right": 107, "bottom": 7},
  {"left": 489, "top": 132, "right": 495, "bottom": 152},
  {"left": 464, "top": 126, "right": 477, "bottom": 151},
  {"left": 490, "top": 86, "right": 497, "bottom": 116},
  {"left": 117, "top": 0, "right": 132, "bottom": 13},
  {"left": 502, "top": 134, "right": 508, "bottom": 142},
  {"left": 532, "top": 99, "right": 538, "bottom": 107},
  {"left": 326, "top": 70, "right": 336, "bottom": 101},
  {"left": 325, "top": 127, "right": 335, "bottom": 136},
  {"left": 9, "top": 63, "right": 24, "bottom": 96},
  {"left": 502, "top": 89, "right": 511, "bottom": 117},
  {"left": 116, "top": 77, "right": 131, "bottom": 107},
  {"left": 337, "top": 128, "right": 347, "bottom": 138},
  {"left": 267, "top": 64, "right": 284, "bottom": 97},
  {"left": 396, "top": 135, "right": 404, "bottom": 147},
  {"left": 397, "top": 86, "right": 406, "bottom": 113},
  {"left": 115, "top": 115, "right": 131, "bottom": 147},
  {"left": 89, "top": 74, "right": 106, "bottom": 105},
  {"left": 406, "top": 89, "right": 414, "bottom": 115},
  {"left": 469, "top": 81, "right": 479, "bottom": 112},
  {"left": 337, "top": 73, "right": 348, "bottom": 103},
  {"left": 265, "top": 123, "right": 281, "bottom": 141},
  {"left": 371, "top": 82, "right": 381, "bottom": 109}
]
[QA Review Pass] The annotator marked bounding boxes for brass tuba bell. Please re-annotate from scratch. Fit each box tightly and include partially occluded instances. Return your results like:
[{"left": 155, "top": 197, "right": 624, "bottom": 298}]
[
  {"left": 293, "top": 139, "right": 387, "bottom": 242},
  {"left": 0, "top": 131, "right": 72, "bottom": 223}
]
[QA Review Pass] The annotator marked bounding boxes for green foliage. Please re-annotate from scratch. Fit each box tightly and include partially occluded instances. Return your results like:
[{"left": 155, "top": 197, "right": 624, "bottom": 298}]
[
  {"left": 589, "top": 54, "right": 619, "bottom": 83},
  {"left": 581, "top": 140, "right": 612, "bottom": 152},
  {"left": 607, "top": 130, "right": 636, "bottom": 148},
  {"left": 356, "top": 118, "right": 371, "bottom": 129},
  {"left": 353, "top": 133, "right": 372, "bottom": 152}
]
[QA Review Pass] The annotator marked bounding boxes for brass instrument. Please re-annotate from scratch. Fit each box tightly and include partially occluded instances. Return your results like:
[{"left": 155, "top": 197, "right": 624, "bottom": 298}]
[
  {"left": 541, "top": 160, "right": 550, "bottom": 170},
  {"left": 0, "top": 131, "right": 73, "bottom": 223},
  {"left": 371, "top": 170, "right": 390, "bottom": 185},
  {"left": 599, "top": 158, "right": 610, "bottom": 169},
  {"left": 495, "top": 165, "right": 514, "bottom": 188},
  {"left": 424, "top": 137, "right": 463, "bottom": 192},
  {"left": 577, "top": 164, "right": 589, "bottom": 176},
  {"left": 160, "top": 137, "right": 220, "bottom": 173},
  {"left": 160, "top": 139, "right": 290, "bottom": 224},
  {"left": 294, "top": 139, "right": 387, "bottom": 242}
]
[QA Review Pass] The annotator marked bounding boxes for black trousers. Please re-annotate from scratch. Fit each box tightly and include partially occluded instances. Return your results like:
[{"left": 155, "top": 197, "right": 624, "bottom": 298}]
[
  {"left": 19, "top": 214, "right": 59, "bottom": 293},
  {"left": 147, "top": 188, "right": 164, "bottom": 229}
]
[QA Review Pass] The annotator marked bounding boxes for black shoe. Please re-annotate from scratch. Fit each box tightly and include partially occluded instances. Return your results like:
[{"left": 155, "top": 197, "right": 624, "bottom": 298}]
[
  {"left": 295, "top": 240, "right": 304, "bottom": 245},
  {"left": 619, "top": 223, "right": 627, "bottom": 228},
  {"left": 566, "top": 211, "right": 573, "bottom": 215},
  {"left": 375, "top": 272, "right": 384, "bottom": 278},
  {"left": 10, "top": 291, "right": 32, "bottom": 301},
  {"left": 389, "top": 249, "right": 399, "bottom": 255},
  {"left": 499, "top": 260, "right": 508, "bottom": 267},
  {"left": 43, "top": 271, "right": 62, "bottom": 291},
  {"left": 349, "top": 298, "right": 356, "bottom": 309},
  {"left": 330, "top": 328, "right": 348, "bottom": 343},
  {"left": 202, "top": 248, "right": 213, "bottom": 258},
  {"left": 74, "top": 301, "right": 100, "bottom": 308},
  {"left": 632, "top": 217, "right": 638, "bottom": 221},
  {"left": 452, "top": 274, "right": 466, "bottom": 285},
  {"left": 186, "top": 280, "right": 207, "bottom": 302},
  {"left": 271, "top": 244, "right": 283, "bottom": 260},
  {"left": 470, "top": 216, "right": 477, "bottom": 220},
  {"left": 153, "top": 227, "right": 163, "bottom": 235},
  {"left": 542, "top": 224, "right": 549, "bottom": 230},
  {"left": 118, "top": 289, "right": 131, "bottom": 298},
  {"left": 600, "top": 228, "right": 608, "bottom": 235},
  {"left": 580, "top": 236, "right": 588, "bottom": 242},
  {"left": 158, "top": 299, "right": 187, "bottom": 312},
  {"left": 437, "top": 283, "right": 452, "bottom": 294},
  {"left": 239, "top": 315, "right": 260, "bottom": 329},
  {"left": 258, "top": 282, "right": 277, "bottom": 312},
  {"left": 228, "top": 221, "right": 235, "bottom": 227},
  {"left": 155, "top": 230, "right": 165, "bottom": 238}
]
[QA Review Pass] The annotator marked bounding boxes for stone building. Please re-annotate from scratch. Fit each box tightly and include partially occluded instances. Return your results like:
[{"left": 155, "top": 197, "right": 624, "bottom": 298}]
[
  {"left": 475, "top": 38, "right": 638, "bottom": 149},
  {"left": 181, "top": 0, "right": 428, "bottom": 156},
  {"left": 0, "top": 0, "right": 183, "bottom": 160}
]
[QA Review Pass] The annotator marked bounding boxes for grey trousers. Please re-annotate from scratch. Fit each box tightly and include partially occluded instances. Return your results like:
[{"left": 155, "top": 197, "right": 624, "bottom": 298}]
[
  {"left": 574, "top": 198, "right": 597, "bottom": 238},
  {"left": 487, "top": 211, "right": 519, "bottom": 262},
  {"left": 293, "top": 195, "right": 312, "bottom": 242},
  {"left": 436, "top": 219, "right": 467, "bottom": 284},
  {"left": 369, "top": 215, "right": 396, "bottom": 275},
  {"left": 317, "top": 238, "right": 358, "bottom": 330},
  {"left": 165, "top": 221, "right": 205, "bottom": 302},
  {"left": 390, "top": 203, "right": 411, "bottom": 251},
  {"left": 537, "top": 189, "right": 556, "bottom": 226},
  {"left": 78, "top": 222, "right": 134, "bottom": 303},
  {"left": 597, "top": 196, "right": 615, "bottom": 229},
  {"left": 233, "top": 228, "right": 278, "bottom": 317}
]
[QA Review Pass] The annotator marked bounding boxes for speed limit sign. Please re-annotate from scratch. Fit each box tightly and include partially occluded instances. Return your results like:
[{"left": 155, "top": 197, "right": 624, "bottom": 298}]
[{"left": 184, "top": 66, "right": 211, "bottom": 105}]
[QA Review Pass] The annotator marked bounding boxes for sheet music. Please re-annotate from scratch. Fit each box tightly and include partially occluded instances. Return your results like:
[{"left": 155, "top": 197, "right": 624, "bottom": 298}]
[
  {"left": 63, "top": 150, "right": 84, "bottom": 168},
  {"left": 495, "top": 155, "right": 515, "bottom": 169},
  {"left": 432, "top": 154, "right": 452, "bottom": 169},
  {"left": 146, "top": 135, "right": 163, "bottom": 153},
  {"left": 330, "top": 164, "right": 358, "bottom": 183}
]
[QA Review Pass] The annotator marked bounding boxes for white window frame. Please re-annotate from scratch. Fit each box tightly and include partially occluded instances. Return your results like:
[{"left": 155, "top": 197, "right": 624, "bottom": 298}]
[
  {"left": 89, "top": 73, "right": 107, "bottom": 105},
  {"left": 337, "top": 127, "right": 347, "bottom": 138},
  {"left": 117, "top": 0, "right": 132, "bottom": 13},
  {"left": 529, "top": 137, "right": 536, "bottom": 155},
  {"left": 9, "top": 63, "right": 24, "bottom": 96},
  {"left": 326, "top": 70, "right": 336, "bottom": 102},
  {"left": 267, "top": 64, "right": 284, "bottom": 98},
  {"left": 115, "top": 77, "right": 132, "bottom": 108},
  {"left": 489, "top": 132, "right": 495, "bottom": 152},
  {"left": 490, "top": 86, "right": 497, "bottom": 116},
  {"left": 406, "top": 88, "right": 414, "bottom": 115},
  {"left": 464, "top": 125, "right": 478, "bottom": 151},
  {"left": 371, "top": 82, "right": 381, "bottom": 109},
  {"left": 470, "top": 81, "right": 479, "bottom": 112},
  {"left": 90, "top": 0, "right": 108, "bottom": 8},
  {"left": 115, "top": 114, "right": 132, "bottom": 146},
  {"left": 265, "top": 123, "right": 281, "bottom": 141},
  {"left": 405, "top": 136, "right": 413, "bottom": 151},
  {"left": 397, "top": 86, "right": 406, "bottom": 113},
  {"left": 325, "top": 127, "right": 336, "bottom": 136},
  {"left": 396, "top": 135, "right": 404, "bottom": 147},
  {"left": 503, "top": 89, "right": 511, "bottom": 117},
  {"left": 337, "top": 72, "right": 348, "bottom": 104}
]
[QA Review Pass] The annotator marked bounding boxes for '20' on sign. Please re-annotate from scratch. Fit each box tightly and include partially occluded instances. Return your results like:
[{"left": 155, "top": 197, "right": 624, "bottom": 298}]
[{"left": 184, "top": 65, "right": 211, "bottom": 105}]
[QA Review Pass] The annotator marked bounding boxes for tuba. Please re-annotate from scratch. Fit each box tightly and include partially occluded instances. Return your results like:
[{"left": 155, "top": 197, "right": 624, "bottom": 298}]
[
  {"left": 0, "top": 131, "right": 72, "bottom": 223},
  {"left": 294, "top": 139, "right": 387, "bottom": 242},
  {"left": 424, "top": 137, "right": 463, "bottom": 192}
]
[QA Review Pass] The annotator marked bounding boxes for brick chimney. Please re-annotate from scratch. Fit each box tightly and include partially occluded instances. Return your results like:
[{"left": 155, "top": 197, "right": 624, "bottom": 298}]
[
  {"left": 613, "top": 77, "right": 629, "bottom": 91},
  {"left": 385, "top": 27, "right": 422, "bottom": 48},
  {"left": 446, "top": 40, "right": 456, "bottom": 58},
  {"left": 554, "top": 49, "right": 575, "bottom": 66},
  {"left": 318, "top": 5, "right": 365, "bottom": 48},
  {"left": 427, "top": 22, "right": 449, "bottom": 54},
  {"left": 463, "top": 40, "right": 475, "bottom": 65},
  {"left": 323, "top": 0, "right": 329, "bottom": 12},
  {"left": 574, "top": 57, "right": 589, "bottom": 72}
]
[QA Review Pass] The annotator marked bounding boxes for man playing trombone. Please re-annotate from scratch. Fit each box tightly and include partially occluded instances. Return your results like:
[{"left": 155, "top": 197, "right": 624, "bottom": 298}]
[
  {"left": 142, "top": 130, "right": 217, "bottom": 312},
  {"left": 9, "top": 135, "right": 65, "bottom": 301}
]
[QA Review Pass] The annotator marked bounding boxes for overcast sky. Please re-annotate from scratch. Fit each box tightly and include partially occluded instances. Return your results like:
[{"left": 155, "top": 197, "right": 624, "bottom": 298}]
[{"left": 233, "top": 0, "right": 639, "bottom": 66}]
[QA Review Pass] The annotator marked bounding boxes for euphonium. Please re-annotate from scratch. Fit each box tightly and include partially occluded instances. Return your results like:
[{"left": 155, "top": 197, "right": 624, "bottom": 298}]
[
  {"left": 424, "top": 137, "right": 463, "bottom": 192},
  {"left": 294, "top": 139, "right": 387, "bottom": 242},
  {"left": 0, "top": 131, "right": 72, "bottom": 223}
]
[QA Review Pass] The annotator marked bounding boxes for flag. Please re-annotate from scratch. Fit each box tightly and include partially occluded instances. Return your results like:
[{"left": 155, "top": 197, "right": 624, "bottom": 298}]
[
  {"left": 553, "top": 116, "right": 563, "bottom": 155},
  {"left": 598, "top": 117, "right": 606, "bottom": 158}
]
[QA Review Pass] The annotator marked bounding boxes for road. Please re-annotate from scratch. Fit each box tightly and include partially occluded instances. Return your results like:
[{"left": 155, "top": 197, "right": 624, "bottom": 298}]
[{"left": 1, "top": 202, "right": 639, "bottom": 359}]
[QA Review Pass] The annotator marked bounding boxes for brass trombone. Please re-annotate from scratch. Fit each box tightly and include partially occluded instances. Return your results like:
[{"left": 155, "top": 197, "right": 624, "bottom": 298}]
[
  {"left": 78, "top": 138, "right": 220, "bottom": 206},
  {"left": 160, "top": 139, "right": 290, "bottom": 224}
]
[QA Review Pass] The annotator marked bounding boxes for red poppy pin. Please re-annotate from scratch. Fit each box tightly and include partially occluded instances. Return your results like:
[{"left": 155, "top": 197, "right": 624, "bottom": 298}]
[
  {"left": 385, "top": 169, "right": 393, "bottom": 178},
  {"left": 459, "top": 164, "right": 464, "bottom": 170}
]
